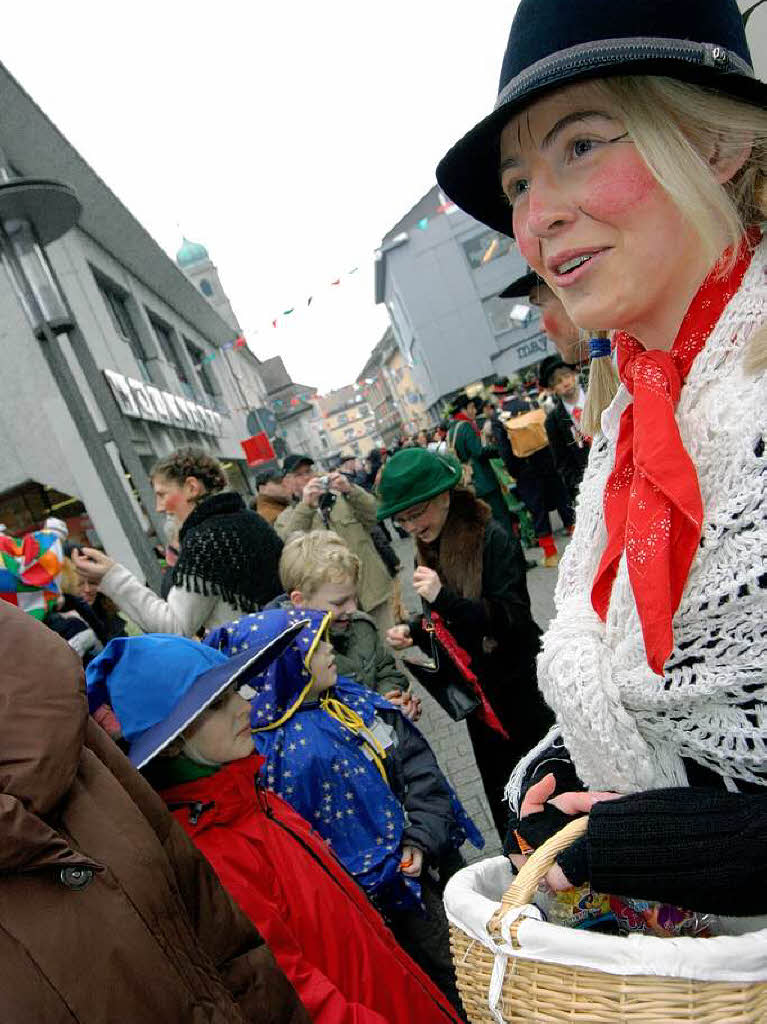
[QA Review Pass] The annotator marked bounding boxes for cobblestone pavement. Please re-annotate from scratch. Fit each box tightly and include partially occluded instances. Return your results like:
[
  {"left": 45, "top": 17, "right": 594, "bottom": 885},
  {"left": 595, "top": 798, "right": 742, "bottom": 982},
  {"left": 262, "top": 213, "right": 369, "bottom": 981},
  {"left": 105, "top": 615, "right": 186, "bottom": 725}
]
[{"left": 391, "top": 526, "right": 569, "bottom": 862}]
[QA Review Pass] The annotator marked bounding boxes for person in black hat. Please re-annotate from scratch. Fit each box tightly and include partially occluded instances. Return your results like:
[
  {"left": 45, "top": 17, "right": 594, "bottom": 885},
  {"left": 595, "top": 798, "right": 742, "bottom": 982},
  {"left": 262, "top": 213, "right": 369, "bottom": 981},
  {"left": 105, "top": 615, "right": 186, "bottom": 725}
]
[
  {"left": 539, "top": 354, "right": 591, "bottom": 501},
  {"left": 501, "top": 270, "right": 586, "bottom": 367},
  {"left": 437, "top": 0, "right": 767, "bottom": 881},
  {"left": 251, "top": 467, "right": 290, "bottom": 526},
  {"left": 281, "top": 453, "right": 316, "bottom": 497}
]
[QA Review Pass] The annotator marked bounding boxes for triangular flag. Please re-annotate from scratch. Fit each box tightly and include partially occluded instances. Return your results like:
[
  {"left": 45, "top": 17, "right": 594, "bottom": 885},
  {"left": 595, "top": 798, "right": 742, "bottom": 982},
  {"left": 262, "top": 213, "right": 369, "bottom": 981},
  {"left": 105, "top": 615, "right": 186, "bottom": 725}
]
[
  {"left": 234, "top": 336, "right": 246, "bottom": 348},
  {"left": 272, "top": 319, "right": 277, "bottom": 328},
  {"left": 283, "top": 308, "right": 295, "bottom": 315},
  {"left": 348, "top": 267, "right": 359, "bottom": 275},
  {"left": 307, "top": 296, "right": 313, "bottom": 306},
  {"left": 417, "top": 217, "right": 429, "bottom": 230},
  {"left": 330, "top": 279, "right": 340, "bottom": 286}
]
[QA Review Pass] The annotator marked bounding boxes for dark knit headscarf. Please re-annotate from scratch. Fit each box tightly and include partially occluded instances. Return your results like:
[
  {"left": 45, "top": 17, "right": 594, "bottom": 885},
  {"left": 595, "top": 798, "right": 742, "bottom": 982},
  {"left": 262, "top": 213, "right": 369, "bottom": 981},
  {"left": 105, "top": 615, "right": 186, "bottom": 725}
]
[{"left": 174, "top": 492, "right": 283, "bottom": 612}]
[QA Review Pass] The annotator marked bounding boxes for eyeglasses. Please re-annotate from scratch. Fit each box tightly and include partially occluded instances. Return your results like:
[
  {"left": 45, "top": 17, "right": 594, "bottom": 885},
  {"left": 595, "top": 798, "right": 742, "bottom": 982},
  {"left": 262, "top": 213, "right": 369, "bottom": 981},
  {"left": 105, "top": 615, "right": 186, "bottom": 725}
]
[{"left": 394, "top": 500, "right": 433, "bottom": 527}]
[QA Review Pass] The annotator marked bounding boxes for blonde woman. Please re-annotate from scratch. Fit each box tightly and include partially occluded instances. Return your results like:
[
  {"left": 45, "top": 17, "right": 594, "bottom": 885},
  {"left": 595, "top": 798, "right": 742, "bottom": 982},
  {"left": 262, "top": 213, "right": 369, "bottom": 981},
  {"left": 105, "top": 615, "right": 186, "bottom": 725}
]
[{"left": 436, "top": 0, "right": 766, "bottom": 812}]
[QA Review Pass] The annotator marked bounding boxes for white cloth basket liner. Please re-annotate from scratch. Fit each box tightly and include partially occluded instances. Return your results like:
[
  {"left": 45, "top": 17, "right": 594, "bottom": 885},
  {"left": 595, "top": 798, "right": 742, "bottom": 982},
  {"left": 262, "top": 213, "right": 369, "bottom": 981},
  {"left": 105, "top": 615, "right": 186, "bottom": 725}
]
[{"left": 444, "top": 855, "right": 767, "bottom": 983}]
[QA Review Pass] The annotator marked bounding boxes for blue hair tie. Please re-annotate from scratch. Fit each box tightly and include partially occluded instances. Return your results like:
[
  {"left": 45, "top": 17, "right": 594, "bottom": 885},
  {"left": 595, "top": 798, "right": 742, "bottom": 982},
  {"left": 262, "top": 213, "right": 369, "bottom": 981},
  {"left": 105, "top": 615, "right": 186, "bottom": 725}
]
[{"left": 589, "top": 336, "right": 611, "bottom": 360}]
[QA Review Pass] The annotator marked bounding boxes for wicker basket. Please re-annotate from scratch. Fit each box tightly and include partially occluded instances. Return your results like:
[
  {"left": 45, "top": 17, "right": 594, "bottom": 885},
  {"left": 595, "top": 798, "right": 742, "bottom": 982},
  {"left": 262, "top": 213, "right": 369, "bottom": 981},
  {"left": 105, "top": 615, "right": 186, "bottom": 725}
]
[{"left": 447, "top": 817, "right": 767, "bottom": 1023}]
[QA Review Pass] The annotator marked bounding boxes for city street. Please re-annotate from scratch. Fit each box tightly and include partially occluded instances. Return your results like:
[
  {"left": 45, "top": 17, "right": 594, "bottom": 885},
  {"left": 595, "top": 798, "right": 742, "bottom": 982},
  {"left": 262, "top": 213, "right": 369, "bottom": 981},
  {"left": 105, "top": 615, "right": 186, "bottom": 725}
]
[{"left": 392, "top": 527, "right": 569, "bottom": 859}]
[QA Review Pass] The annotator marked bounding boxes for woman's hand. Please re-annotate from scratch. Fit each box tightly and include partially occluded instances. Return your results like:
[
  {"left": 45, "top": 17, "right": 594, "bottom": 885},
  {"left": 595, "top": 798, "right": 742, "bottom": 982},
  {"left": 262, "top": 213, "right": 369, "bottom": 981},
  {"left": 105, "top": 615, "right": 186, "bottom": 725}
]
[
  {"left": 386, "top": 624, "right": 413, "bottom": 650},
  {"left": 512, "top": 773, "right": 620, "bottom": 888},
  {"left": 400, "top": 845, "right": 423, "bottom": 877},
  {"left": 384, "top": 688, "right": 423, "bottom": 722},
  {"left": 413, "top": 566, "right": 442, "bottom": 603},
  {"left": 71, "top": 547, "right": 115, "bottom": 584},
  {"left": 522, "top": 773, "right": 619, "bottom": 817}
]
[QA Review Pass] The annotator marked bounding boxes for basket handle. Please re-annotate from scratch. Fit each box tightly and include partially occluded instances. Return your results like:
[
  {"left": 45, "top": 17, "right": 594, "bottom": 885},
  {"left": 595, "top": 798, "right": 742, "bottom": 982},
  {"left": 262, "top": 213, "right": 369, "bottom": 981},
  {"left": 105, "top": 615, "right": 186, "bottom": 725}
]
[{"left": 501, "top": 815, "right": 589, "bottom": 911}]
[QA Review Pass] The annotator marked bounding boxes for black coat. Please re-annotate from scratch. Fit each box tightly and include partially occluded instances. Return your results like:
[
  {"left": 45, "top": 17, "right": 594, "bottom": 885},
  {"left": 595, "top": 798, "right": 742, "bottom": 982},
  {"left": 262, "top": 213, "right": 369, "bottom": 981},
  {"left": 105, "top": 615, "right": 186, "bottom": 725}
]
[
  {"left": 426, "top": 520, "right": 546, "bottom": 726},
  {"left": 545, "top": 398, "right": 590, "bottom": 500},
  {"left": 380, "top": 708, "right": 455, "bottom": 859},
  {"left": 412, "top": 512, "right": 553, "bottom": 836}
]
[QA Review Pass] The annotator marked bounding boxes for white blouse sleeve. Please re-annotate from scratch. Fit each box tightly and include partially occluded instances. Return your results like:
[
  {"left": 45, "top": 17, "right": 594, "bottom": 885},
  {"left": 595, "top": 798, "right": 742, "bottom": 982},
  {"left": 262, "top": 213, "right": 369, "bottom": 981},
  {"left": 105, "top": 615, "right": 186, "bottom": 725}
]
[{"left": 99, "top": 563, "right": 217, "bottom": 638}]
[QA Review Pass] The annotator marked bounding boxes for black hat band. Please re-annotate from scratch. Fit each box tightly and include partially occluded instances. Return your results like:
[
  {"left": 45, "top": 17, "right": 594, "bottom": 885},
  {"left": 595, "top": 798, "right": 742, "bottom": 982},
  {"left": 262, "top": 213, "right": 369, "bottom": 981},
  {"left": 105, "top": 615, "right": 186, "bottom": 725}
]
[{"left": 495, "top": 37, "right": 754, "bottom": 113}]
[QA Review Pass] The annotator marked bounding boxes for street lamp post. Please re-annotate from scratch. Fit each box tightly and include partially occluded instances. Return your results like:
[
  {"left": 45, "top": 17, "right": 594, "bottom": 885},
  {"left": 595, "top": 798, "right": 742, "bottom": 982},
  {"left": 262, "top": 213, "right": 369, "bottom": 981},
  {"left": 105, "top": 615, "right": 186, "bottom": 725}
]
[{"left": 0, "top": 167, "right": 162, "bottom": 589}]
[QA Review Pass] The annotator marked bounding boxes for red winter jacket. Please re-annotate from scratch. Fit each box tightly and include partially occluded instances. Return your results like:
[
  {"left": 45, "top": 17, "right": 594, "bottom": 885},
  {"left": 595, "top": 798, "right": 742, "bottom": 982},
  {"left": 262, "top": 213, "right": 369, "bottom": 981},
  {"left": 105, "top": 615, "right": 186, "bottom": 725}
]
[{"left": 162, "top": 756, "right": 463, "bottom": 1024}]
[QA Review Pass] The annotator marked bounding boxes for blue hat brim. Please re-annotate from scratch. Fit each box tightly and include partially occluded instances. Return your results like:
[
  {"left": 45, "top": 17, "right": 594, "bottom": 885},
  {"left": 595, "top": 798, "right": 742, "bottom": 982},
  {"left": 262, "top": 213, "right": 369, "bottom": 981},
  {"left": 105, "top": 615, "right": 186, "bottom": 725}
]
[{"left": 128, "top": 618, "right": 308, "bottom": 769}]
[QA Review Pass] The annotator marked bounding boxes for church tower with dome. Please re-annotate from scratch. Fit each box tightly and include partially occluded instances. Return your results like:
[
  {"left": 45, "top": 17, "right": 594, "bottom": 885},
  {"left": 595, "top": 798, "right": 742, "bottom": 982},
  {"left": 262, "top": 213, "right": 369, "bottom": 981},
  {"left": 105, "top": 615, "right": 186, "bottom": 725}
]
[{"left": 176, "top": 236, "right": 241, "bottom": 331}]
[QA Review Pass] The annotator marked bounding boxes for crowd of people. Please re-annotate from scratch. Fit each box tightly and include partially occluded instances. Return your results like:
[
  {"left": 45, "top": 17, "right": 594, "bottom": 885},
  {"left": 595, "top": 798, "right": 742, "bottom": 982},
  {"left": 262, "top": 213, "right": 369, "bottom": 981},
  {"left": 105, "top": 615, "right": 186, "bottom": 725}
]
[{"left": 1, "top": 0, "right": 765, "bottom": 1018}]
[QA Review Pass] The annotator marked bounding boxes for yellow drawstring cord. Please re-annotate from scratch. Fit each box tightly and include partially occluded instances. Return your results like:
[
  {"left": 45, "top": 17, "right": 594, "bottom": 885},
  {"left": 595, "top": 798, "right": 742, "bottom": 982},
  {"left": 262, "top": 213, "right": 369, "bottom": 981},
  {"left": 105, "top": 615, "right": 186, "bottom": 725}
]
[{"left": 320, "top": 694, "right": 388, "bottom": 783}]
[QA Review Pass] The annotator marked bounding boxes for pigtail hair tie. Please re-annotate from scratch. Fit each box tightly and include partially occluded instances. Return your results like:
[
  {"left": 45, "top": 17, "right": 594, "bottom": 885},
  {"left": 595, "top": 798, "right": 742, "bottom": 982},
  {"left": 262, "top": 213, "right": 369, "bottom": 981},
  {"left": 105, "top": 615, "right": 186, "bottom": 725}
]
[
  {"left": 582, "top": 330, "right": 619, "bottom": 437},
  {"left": 589, "top": 336, "right": 612, "bottom": 360}
]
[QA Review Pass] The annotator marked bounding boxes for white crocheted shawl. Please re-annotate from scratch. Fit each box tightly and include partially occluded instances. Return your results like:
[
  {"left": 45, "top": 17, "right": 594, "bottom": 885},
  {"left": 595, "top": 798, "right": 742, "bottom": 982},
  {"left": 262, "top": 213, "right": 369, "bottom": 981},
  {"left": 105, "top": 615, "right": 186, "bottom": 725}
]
[{"left": 537, "top": 236, "right": 767, "bottom": 794}]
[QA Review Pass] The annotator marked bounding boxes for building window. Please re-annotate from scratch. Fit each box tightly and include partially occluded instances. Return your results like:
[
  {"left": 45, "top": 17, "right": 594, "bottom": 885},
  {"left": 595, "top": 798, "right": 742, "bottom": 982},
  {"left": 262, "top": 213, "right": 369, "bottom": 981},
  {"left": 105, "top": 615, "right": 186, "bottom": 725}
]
[
  {"left": 344, "top": 427, "right": 356, "bottom": 441},
  {"left": 97, "top": 278, "right": 151, "bottom": 382},
  {"left": 199, "top": 278, "right": 214, "bottom": 297},
  {"left": 483, "top": 295, "right": 536, "bottom": 335},
  {"left": 462, "top": 230, "right": 514, "bottom": 270},
  {"left": 337, "top": 412, "right": 348, "bottom": 426},
  {"left": 185, "top": 338, "right": 219, "bottom": 401},
  {"left": 149, "top": 315, "right": 190, "bottom": 390}
]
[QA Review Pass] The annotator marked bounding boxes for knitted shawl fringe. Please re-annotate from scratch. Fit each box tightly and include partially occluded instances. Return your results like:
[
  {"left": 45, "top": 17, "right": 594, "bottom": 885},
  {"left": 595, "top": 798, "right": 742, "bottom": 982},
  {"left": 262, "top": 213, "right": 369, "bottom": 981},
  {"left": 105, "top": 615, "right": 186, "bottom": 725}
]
[{"left": 175, "top": 492, "right": 282, "bottom": 613}]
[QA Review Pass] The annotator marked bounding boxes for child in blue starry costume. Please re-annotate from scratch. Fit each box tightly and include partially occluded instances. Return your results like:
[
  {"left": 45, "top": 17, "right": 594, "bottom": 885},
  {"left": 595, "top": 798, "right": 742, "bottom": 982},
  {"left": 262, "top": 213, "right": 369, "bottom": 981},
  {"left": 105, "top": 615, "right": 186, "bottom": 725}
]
[{"left": 206, "top": 608, "right": 482, "bottom": 1000}]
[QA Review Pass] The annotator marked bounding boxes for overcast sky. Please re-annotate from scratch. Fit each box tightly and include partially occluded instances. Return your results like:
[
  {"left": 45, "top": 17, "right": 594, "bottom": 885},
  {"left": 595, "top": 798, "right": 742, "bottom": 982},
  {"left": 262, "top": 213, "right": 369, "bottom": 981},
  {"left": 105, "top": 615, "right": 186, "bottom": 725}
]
[{"left": 1, "top": 1, "right": 520, "bottom": 393}]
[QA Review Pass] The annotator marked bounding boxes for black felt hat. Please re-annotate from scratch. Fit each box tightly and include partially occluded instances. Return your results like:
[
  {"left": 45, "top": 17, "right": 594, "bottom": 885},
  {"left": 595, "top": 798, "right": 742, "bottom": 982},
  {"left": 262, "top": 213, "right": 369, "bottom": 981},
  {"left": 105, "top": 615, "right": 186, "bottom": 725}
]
[
  {"left": 499, "top": 269, "right": 541, "bottom": 299},
  {"left": 539, "top": 355, "right": 573, "bottom": 387},
  {"left": 436, "top": 0, "right": 766, "bottom": 237}
]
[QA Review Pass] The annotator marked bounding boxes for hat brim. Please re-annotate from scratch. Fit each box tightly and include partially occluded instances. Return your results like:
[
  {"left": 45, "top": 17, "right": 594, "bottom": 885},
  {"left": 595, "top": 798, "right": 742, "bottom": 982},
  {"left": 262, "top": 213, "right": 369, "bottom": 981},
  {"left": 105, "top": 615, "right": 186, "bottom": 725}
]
[
  {"left": 128, "top": 618, "right": 308, "bottom": 769},
  {"left": 540, "top": 361, "right": 571, "bottom": 387},
  {"left": 376, "top": 459, "right": 463, "bottom": 521},
  {"left": 283, "top": 456, "right": 314, "bottom": 473},
  {"left": 437, "top": 57, "right": 767, "bottom": 238},
  {"left": 499, "top": 270, "right": 540, "bottom": 299}
]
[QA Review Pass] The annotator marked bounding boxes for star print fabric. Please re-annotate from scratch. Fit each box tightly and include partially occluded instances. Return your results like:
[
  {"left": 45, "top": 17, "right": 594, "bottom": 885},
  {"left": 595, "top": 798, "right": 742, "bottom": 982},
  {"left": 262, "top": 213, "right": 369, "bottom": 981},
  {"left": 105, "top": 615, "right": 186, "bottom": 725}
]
[{"left": 206, "top": 608, "right": 422, "bottom": 912}]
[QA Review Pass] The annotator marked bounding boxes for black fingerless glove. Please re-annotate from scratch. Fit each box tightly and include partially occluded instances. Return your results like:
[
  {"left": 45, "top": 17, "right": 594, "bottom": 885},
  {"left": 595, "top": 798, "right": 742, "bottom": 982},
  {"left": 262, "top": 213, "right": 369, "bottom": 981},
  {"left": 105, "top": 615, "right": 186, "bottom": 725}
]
[
  {"left": 555, "top": 835, "right": 590, "bottom": 887},
  {"left": 516, "top": 803, "right": 573, "bottom": 850}
]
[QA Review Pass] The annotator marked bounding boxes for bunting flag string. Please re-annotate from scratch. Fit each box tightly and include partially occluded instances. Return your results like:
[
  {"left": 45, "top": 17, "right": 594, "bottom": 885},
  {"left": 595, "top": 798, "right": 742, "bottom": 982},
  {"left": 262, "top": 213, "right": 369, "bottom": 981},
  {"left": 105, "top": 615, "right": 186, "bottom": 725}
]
[
  {"left": 191, "top": 196, "right": 456, "bottom": 370},
  {"left": 256, "top": 196, "right": 455, "bottom": 332}
]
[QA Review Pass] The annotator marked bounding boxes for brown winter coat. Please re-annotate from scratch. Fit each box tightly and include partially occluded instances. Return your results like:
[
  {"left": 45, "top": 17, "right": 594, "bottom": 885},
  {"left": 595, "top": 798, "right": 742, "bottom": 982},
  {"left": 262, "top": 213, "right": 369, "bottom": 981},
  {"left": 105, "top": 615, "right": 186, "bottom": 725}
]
[
  {"left": 254, "top": 492, "right": 291, "bottom": 526},
  {"left": 0, "top": 600, "right": 309, "bottom": 1024}
]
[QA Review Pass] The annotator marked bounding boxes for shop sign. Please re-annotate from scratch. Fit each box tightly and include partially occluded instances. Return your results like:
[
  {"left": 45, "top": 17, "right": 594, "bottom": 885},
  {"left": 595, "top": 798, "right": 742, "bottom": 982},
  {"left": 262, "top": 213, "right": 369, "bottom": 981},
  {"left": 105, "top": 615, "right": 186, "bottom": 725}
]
[{"left": 104, "top": 370, "right": 223, "bottom": 436}]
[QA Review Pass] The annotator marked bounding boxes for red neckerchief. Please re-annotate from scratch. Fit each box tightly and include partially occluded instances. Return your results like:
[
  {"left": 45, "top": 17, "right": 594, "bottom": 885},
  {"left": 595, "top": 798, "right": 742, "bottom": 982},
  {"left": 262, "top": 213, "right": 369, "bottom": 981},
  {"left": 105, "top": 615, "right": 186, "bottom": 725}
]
[
  {"left": 453, "top": 411, "right": 481, "bottom": 437},
  {"left": 591, "top": 228, "right": 759, "bottom": 675},
  {"left": 429, "top": 610, "right": 509, "bottom": 738}
]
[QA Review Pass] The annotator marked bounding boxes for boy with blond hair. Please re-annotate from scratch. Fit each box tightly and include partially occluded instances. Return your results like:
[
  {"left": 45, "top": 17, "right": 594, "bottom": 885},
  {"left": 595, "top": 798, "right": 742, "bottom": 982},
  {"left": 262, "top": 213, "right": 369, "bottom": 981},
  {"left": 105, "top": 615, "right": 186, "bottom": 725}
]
[{"left": 278, "top": 531, "right": 421, "bottom": 719}]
